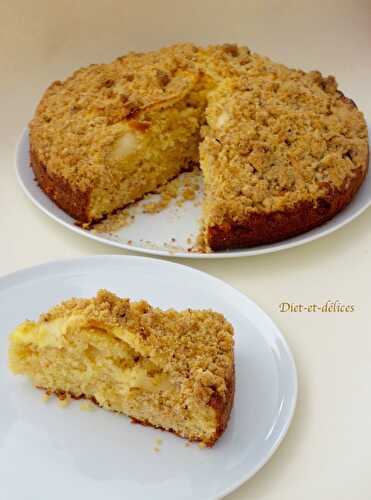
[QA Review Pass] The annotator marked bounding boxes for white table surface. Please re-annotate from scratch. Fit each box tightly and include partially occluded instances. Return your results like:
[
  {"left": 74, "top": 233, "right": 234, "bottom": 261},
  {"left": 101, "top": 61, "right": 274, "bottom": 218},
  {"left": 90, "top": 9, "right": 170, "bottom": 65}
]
[{"left": 1, "top": 1, "right": 371, "bottom": 498}]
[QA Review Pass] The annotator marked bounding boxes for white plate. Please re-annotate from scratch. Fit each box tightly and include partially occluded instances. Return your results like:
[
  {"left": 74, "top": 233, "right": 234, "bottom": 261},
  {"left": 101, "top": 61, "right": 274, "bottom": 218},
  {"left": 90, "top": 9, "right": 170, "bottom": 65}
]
[
  {"left": 16, "top": 128, "right": 371, "bottom": 259},
  {"left": 0, "top": 255, "right": 296, "bottom": 500}
]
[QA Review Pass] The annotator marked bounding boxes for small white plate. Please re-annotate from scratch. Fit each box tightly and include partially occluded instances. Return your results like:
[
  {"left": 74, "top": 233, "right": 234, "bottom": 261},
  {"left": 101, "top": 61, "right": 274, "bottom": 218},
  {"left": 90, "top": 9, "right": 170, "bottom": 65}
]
[
  {"left": 16, "top": 128, "right": 371, "bottom": 258},
  {"left": 0, "top": 256, "right": 296, "bottom": 500}
]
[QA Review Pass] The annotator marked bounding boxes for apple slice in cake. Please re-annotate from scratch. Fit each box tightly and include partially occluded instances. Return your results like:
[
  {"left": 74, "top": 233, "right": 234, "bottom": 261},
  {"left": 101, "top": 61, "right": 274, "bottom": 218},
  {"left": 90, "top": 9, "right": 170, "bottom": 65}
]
[{"left": 9, "top": 290, "right": 235, "bottom": 446}]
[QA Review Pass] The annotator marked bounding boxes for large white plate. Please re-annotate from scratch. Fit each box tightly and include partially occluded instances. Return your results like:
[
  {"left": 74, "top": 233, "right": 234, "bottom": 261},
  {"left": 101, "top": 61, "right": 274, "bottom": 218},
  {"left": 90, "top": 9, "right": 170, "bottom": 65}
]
[
  {"left": 0, "top": 256, "right": 297, "bottom": 500},
  {"left": 16, "top": 128, "right": 371, "bottom": 258}
]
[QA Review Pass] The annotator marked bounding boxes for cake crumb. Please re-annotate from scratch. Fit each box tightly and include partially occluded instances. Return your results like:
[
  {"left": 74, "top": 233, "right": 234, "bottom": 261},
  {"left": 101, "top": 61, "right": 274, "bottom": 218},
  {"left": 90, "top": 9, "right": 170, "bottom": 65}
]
[
  {"left": 142, "top": 178, "right": 179, "bottom": 213},
  {"left": 58, "top": 395, "right": 71, "bottom": 408},
  {"left": 198, "top": 442, "right": 206, "bottom": 449},
  {"left": 183, "top": 187, "right": 196, "bottom": 201},
  {"left": 42, "top": 393, "right": 50, "bottom": 403},
  {"left": 155, "top": 438, "right": 163, "bottom": 446},
  {"left": 80, "top": 401, "right": 95, "bottom": 412},
  {"left": 185, "top": 442, "right": 191, "bottom": 447},
  {"left": 175, "top": 170, "right": 201, "bottom": 207},
  {"left": 90, "top": 208, "right": 133, "bottom": 233},
  {"left": 154, "top": 446, "right": 160, "bottom": 453},
  {"left": 86, "top": 168, "right": 202, "bottom": 239}
]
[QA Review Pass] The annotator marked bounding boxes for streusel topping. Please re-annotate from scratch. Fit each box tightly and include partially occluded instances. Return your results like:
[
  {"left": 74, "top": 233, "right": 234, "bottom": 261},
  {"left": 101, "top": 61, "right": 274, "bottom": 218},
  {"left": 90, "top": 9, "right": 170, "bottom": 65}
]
[
  {"left": 30, "top": 44, "right": 201, "bottom": 190},
  {"left": 201, "top": 54, "right": 368, "bottom": 222},
  {"left": 40, "top": 289, "right": 234, "bottom": 400}
]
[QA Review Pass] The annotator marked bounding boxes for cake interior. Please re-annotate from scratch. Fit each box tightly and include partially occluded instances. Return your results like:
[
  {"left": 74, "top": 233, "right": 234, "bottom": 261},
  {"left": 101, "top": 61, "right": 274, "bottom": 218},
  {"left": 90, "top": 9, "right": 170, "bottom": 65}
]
[
  {"left": 9, "top": 315, "right": 217, "bottom": 443},
  {"left": 89, "top": 83, "right": 208, "bottom": 221}
]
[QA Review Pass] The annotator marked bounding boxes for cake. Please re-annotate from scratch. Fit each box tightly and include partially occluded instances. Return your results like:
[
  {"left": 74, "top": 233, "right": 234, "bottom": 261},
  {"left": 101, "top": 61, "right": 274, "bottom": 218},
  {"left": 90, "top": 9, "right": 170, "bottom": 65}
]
[
  {"left": 8, "top": 290, "right": 235, "bottom": 446},
  {"left": 29, "top": 43, "right": 369, "bottom": 251}
]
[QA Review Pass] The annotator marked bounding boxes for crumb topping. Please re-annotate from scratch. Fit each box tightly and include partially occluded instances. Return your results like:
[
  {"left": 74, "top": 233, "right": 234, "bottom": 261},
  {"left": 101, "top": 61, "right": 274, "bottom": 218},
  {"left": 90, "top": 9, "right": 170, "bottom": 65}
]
[
  {"left": 30, "top": 44, "right": 201, "bottom": 191},
  {"left": 40, "top": 290, "right": 234, "bottom": 402},
  {"left": 201, "top": 55, "right": 368, "bottom": 222}
]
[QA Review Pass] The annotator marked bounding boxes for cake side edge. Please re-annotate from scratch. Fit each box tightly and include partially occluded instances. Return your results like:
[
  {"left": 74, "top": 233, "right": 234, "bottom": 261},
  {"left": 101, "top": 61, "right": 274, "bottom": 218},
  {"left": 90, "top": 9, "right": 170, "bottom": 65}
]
[
  {"left": 30, "top": 146, "right": 92, "bottom": 223},
  {"left": 206, "top": 159, "right": 368, "bottom": 251}
]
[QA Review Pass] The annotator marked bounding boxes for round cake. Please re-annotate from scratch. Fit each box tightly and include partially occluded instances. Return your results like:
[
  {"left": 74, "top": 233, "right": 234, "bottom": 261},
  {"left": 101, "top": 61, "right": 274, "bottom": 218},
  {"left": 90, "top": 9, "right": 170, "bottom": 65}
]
[{"left": 29, "top": 43, "right": 369, "bottom": 251}]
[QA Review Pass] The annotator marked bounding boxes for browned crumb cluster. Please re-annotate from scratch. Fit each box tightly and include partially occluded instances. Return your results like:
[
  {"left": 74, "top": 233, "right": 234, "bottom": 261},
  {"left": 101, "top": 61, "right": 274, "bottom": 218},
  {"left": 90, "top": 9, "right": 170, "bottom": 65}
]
[
  {"left": 143, "top": 168, "right": 201, "bottom": 214},
  {"left": 142, "top": 177, "right": 182, "bottom": 214},
  {"left": 58, "top": 393, "right": 71, "bottom": 408},
  {"left": 176, "top": 169, "right": 201, "bottom": 207},
  {"left": 91, "top": 208, "right": 133, "bottom": 233}
]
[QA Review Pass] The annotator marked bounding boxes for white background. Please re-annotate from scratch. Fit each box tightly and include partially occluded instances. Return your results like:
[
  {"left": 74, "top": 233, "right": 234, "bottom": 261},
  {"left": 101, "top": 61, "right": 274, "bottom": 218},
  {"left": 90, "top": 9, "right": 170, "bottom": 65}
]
[{"left": 1, "top": 1, "right": 371, "bottom": 498}]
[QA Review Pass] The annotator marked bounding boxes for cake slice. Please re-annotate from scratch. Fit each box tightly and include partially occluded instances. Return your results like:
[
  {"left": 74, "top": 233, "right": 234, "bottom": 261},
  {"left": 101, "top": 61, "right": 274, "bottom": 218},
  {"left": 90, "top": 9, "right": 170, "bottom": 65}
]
[
  {"left": 29, "top": 44, "right": 208, "bottom": 223},
  {"left": 8, "top": 290, "right": 235, "bottom": 446}
]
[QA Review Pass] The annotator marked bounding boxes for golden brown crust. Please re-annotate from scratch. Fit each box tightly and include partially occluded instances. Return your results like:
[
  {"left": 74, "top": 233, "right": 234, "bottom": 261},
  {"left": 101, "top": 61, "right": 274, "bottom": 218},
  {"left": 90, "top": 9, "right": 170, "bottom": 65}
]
[
  {"left": 207, "top": 163, "right": 367, "bottom": 250},
  {"left": 208, "top": 363, "right": 235, "bottom": 446},
  {"left": 30, "top": 147, "right": 91, "bottom": 222}
]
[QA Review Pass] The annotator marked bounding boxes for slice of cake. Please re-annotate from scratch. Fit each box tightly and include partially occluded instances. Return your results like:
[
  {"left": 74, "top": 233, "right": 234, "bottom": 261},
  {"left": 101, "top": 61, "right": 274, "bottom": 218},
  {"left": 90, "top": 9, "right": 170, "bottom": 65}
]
[
  {"left": 30, "top": 44, "right": 208, "bottom": 223},
  {"left": 8, "top": 290, "right": 235, "bottom": 446}
]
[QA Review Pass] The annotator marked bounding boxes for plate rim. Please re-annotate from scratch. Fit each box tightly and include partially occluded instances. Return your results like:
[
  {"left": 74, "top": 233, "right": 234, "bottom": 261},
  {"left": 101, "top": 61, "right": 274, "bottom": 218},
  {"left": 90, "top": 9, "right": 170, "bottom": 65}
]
[
  {"left": 0, "top": 254, "right": 298, "bottom": 499},
  {"left": 16, "top": 127, "right": 371, "bottom": 259}
]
